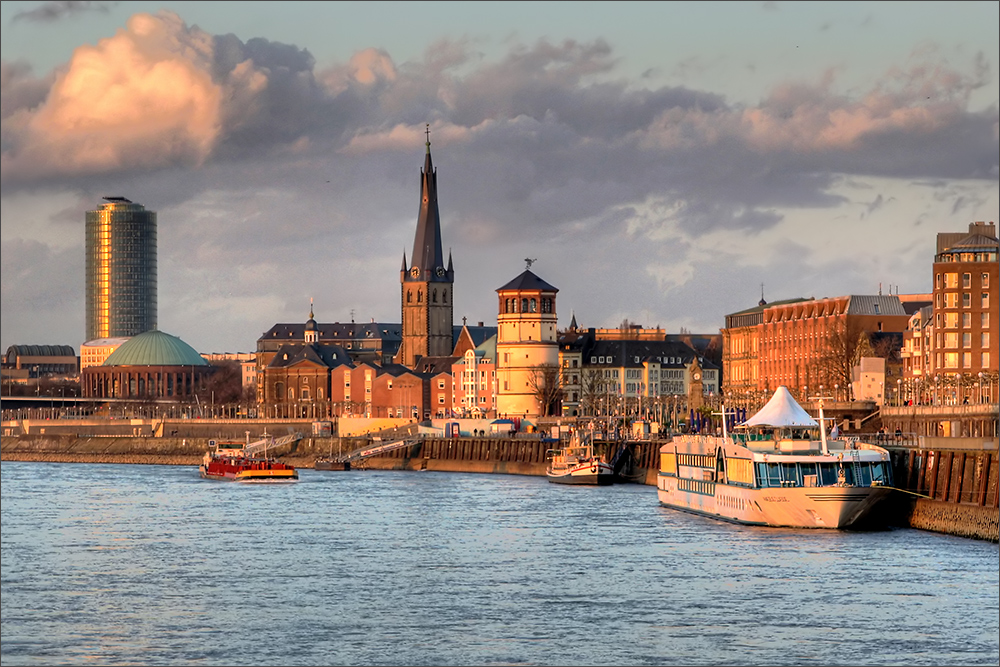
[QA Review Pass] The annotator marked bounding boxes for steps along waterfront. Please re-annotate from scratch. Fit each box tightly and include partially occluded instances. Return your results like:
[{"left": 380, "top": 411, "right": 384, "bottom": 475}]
[{"left": 2, "top": 433, "right": 996, "bottom": 542}]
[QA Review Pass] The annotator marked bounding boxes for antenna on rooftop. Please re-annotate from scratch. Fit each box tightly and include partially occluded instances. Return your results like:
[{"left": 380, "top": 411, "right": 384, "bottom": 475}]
[{"left": 525, "top": 258, "right": 536, "bottom": 270}]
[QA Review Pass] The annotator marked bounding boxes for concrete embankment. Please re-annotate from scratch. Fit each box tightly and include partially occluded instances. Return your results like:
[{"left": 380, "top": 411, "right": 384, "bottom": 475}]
[{"left": 0, "top": 434, "right": 554, "bottom": 474}]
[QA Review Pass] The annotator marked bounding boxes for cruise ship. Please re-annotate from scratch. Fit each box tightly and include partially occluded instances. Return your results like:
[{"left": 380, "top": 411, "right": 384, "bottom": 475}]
[{"left": 657, "top": 386, "right": 893, "bottom": 528}]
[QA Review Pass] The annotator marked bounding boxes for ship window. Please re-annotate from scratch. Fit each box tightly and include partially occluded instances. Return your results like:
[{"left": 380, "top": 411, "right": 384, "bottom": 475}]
[
  {"left": 765, "top": 463, "right": 781, "bottom": 487},
  {"left": 780, "top": 463, "right": 800, "bottom": 486},
  {"left": 870, "top": 462, "right": 890, "bottom": 485}
]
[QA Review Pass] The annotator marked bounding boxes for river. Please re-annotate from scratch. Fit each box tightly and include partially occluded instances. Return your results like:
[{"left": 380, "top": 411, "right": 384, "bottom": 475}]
[{"left": 1, "top": 461, "right": 997, "bottom": 666}]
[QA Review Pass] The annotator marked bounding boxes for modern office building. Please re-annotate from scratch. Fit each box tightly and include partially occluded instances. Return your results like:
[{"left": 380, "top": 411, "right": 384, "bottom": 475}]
[{"left": 85, "top": 197, "right": 157, "bottom": 342}]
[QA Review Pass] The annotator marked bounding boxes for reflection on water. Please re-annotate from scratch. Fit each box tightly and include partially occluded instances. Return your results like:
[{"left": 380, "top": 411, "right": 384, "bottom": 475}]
[{"left": 2, "top": 462, "right": 997, "bottom": 666}]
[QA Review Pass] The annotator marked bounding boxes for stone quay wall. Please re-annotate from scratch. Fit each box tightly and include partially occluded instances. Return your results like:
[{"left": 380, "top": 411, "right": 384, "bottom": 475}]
[{"left": 3, "top": 435, "right": 996, "bottom": 541}]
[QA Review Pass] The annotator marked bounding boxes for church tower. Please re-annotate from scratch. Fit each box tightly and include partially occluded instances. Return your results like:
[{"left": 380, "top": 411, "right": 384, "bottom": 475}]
[{"left": 397, "top": 126, "right": 454, "bottom": 367}]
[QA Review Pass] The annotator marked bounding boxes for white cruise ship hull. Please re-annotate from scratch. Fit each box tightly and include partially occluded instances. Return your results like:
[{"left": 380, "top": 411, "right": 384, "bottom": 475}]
[{"left": 656, "top": 475, "right": 891, "bottom": 528}]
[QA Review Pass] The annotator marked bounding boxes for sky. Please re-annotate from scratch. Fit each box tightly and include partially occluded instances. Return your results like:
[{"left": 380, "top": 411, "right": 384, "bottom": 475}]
[{"left": 1, "top": 1, "right": 998, "bottom": 355}]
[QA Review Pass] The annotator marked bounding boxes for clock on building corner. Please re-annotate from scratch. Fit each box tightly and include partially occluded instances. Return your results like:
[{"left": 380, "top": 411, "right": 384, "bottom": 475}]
[
  {"left": 410, "top": 267, "right": 420, "bottom": 278},
  {"left": 693, "top": 372, "right": 701, "bottom": 381},
  {"left": 436, "top": 267, "right": 446, "bottom": 277}
]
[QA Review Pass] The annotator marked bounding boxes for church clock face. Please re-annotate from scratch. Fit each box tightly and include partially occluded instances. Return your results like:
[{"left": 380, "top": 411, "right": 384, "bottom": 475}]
[
  {"left": 410, "top": 267, "right": 419, "bottom": 278},
  {"left": 693, "top": 372, "right": 701, "bottom": 381},
  {"left": 436, "top": 267, "right": 446, "bottom": 277}
]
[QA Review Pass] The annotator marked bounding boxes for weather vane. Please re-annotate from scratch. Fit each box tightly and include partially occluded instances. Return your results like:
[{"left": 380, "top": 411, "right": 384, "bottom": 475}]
[{"left": 524, "top": 258, "right": 536, "bottom": 270}]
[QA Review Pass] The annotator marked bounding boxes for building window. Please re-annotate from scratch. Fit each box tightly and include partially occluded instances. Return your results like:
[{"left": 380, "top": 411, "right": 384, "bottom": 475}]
[
  {"left": 963, "top": 312, "right": 971, "bottom": 328},
  {"left": 963, "top": 273, "right": 971, "bottom": 288},
  {"left": 438, "top": 380, "right": 445, "bottom": 389},
  {"left": 963, "top": 352, "right": 972, "bottom": 369},
  {"left": 945, "top": 312, "right": 958, "bottom": 328},
  {"left": 983, "top": 293, "right": 990, "bottom": 308},
  {"left": 962, "top": 333, "right": 971, "bottom": 348},
  {"left": 963, "top": 293, "right": 971, "bottom": 308},
  {"left": 983, "top": 352, "right": 991, "bottom": 368},
  {"left": 983, "top": 273, "right": 990, "bottom": 288},
  {"left": 944, "top": 352, "right": 958, "bottom": 368},
  {"left": 945, "top": 273, "right": 958, "bottom": 289},
  {"left": 983, "top": 332, "right": 991, "bottom": 349},
  {"left": 944, "top": 332, "right": 958, "bottom": 349},
  {"left": 983, "top": 313, "right": 991, "bottom": 328}
]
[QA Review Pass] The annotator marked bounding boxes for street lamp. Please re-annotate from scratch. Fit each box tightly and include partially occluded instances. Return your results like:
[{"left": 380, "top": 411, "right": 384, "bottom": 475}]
[{"left": 896, "top": 378, "right": 902, "bottom": 407}]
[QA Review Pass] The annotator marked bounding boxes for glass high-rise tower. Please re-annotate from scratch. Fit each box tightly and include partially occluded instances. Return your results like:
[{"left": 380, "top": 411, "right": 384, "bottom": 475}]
[{"left": 85, "top": 196, "right": 157, "bottom": 342}]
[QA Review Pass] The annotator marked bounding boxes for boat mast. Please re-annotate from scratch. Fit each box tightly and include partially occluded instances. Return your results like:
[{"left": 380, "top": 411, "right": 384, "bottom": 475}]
[
  {"left": 712, "top": 404, "right": 735, "bottom": 440},
  {"left": 816, "top": 395, "right": 829, "bottom": 456}
]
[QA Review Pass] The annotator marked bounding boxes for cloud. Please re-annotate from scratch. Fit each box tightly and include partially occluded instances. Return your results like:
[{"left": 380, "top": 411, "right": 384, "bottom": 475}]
[
  {"left": 0, "top": 11, "right": 339, "bottom": 184},
  {"left": 10, "top": 1, "right": 114, "bottom": 24},
  {"left": 0, "top": 11, "right": 996, "bottom": 352}
]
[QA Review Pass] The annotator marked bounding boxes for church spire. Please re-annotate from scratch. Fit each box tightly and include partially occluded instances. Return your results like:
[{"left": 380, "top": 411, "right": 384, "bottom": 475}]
[{"left": 409, "top": 123, "right": 446, "bottom": 281}]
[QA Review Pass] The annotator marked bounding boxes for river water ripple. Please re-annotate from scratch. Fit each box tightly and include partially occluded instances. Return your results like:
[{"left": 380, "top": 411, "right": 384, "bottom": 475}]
[{"left": 1, "top": 462, "right": 997, "bottom": 666}]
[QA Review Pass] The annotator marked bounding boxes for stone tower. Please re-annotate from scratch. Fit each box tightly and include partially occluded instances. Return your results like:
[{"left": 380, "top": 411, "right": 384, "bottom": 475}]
[{"left": 495, "top": 262, "right": 559, "bottom": 418}]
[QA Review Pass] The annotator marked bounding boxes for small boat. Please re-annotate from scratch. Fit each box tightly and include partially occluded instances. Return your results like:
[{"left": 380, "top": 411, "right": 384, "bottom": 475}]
[
  {"left": 547, "top": 433, "right": 613, "bottom": 485},
  {"left": 314, "top": 439, "right": 350, "bottom": 471},
  {"left": 656, "top": 386, "right": 892, "bottom": 528},
  {"left": 314, "top": 458, "right": 350, "bottom": 471},
  {"left": 199, "top": 439, "right": 298, "bottom": 483}
]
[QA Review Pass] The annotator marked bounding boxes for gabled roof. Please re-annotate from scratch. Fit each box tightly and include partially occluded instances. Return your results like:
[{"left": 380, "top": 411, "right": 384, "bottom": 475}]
[
  {"left": 587, "top": 338, "right": 715, "bottom": 369},
  {"left": 845, "top": 295, "right": 906, "bottom": 316},
  {"left": 475, "top": 335, "right": 497, "bottom": 362},
  {"left": 496, "top": 269, "right": 558, "bottom": 293},
  {"left": 726, "top": 297, "right": 811, "bottom": 318},
  {"left": 451, "top": 324, "right": 498, "bottom": 356},
  {"left": 267, "top": 343, "right": 348, "bottom": 369},
  {"left": 377, "top": 363, "right": 421, "bottom": 378},
  {"left": 413, "top": 356, "right": 459, "bottom": 375},
  {"left": 740, "top": 386, "right": 818, "bottom": 428}
]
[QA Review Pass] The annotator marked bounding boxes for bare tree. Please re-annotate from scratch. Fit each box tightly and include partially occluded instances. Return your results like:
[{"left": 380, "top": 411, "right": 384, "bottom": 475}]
[
  {"left": 526, "top": 363, "right": 564, "bottom": 417},
  {"left": 578, "top": 368, "right": 605, "bottom": 416},
  {"left": 818, "top": 319, "right": 894, "bottom": 392},
  {"left": 195, "top": 361, "right": 243, "bottom": 407}
]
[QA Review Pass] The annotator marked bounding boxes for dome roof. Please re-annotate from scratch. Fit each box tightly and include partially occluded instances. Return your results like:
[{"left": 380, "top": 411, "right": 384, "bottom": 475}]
[{"left": 102, "top": 330, "right": 208, "bottom": 367}]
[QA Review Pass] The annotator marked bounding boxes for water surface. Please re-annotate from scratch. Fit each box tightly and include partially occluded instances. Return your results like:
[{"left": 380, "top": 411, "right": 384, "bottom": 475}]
[{"left": 1, "top": 462, "right": 997, "bottom": 665}]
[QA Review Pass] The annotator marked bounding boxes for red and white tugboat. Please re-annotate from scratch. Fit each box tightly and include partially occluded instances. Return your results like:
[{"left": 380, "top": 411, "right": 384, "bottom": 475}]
[{"left": 199, "top": 437, "right": 298, "bottom": 483}]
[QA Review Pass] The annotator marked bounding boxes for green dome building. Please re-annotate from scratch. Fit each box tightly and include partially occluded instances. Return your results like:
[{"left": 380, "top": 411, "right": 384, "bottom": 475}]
[{"left": 81, "top": 330, "right": 213, "bottom": 400}]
